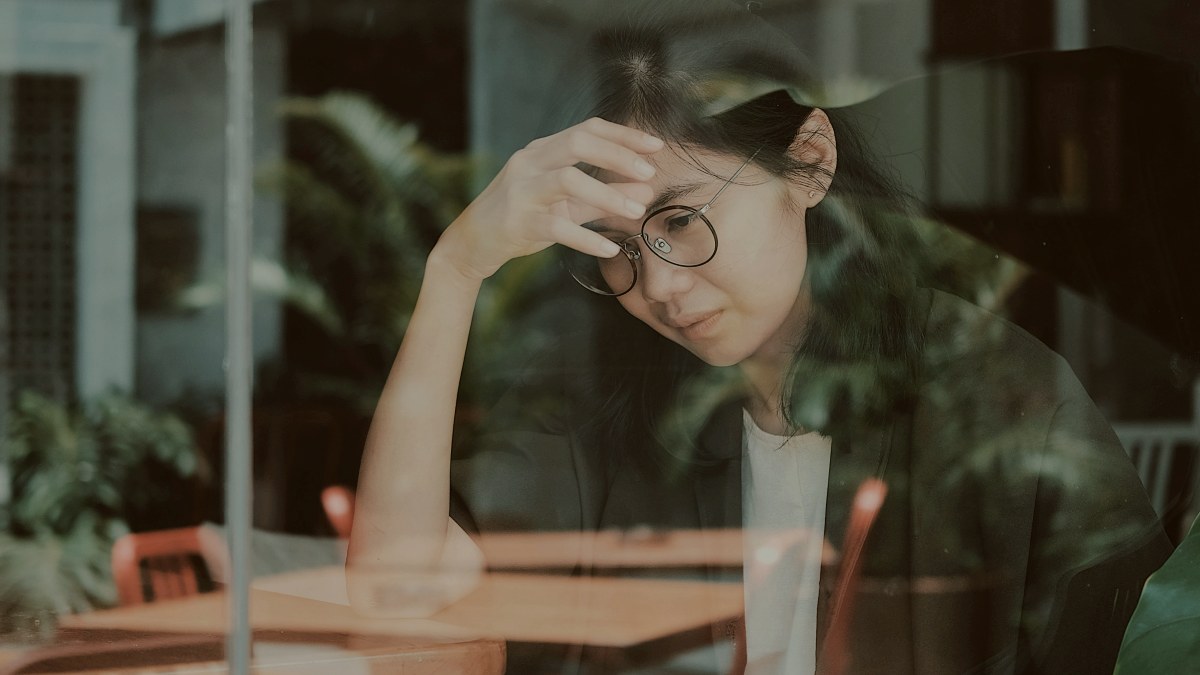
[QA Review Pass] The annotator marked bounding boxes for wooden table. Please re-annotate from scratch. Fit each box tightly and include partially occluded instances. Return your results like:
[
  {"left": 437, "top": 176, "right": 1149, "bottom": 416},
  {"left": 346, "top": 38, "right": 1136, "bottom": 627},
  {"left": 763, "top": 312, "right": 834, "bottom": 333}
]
[
  {"left": 477, "top": 527, "right": 746, "bottom": 571},
  {"left": 475, "top": 527, "right": 834, "bottom": 572},
  {"left": 7, "top": 588, "right": 502, "bottom": 674},
  {"left": 254, "top": 566, "right": 742, "bottom": 652},
  {"left": 1, "top": 628, "right": 502, "bottom": 674},
  {"left": 41, "top": 567, "right": 742, "bottom": 673}
]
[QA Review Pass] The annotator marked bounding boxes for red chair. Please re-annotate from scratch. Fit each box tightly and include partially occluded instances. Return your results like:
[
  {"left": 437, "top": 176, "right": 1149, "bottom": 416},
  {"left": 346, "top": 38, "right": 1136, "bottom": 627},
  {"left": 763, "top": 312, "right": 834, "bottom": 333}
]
[
  {"left": 321, "top": 485, "right": 356, "bottom": 539},
  {"left": 111, "top": 526, "right": 227, "bottom": 606},
  {"left": 818, "top": 478, "right": 889, "bottom": 675}
]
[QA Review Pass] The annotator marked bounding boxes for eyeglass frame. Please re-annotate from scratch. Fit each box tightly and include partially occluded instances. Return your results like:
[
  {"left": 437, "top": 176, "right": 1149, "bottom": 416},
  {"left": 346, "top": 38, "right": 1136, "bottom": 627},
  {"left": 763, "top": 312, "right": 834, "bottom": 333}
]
[{"left": 569, "top": 148, "right": 762, "bottom": 297}]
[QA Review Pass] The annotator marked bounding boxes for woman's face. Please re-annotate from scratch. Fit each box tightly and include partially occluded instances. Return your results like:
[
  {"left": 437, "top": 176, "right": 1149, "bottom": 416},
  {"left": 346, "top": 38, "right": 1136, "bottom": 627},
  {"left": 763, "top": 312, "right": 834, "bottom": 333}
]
[{"left": 610, "top": 148, "right": 814, "bottom": 371}]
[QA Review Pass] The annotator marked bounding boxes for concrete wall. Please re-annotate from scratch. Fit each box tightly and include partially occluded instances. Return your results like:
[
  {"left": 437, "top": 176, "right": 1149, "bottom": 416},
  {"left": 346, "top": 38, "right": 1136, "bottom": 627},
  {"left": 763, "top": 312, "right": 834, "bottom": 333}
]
[
  {"left": 0, "top": 0, "right": 138, "bottom": 399},
  {"left": 134, "top": 19, "right": 285, "bottom": 405}
]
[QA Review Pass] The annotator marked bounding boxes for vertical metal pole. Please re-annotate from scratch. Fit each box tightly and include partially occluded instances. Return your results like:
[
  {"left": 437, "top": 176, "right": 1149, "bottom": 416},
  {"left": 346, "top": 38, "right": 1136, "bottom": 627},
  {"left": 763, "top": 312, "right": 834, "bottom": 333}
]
[
  {"left": 0, "top": 73, "right": 11, "bottom": 508},
  {"left": 224, "top": 0, "right": 253, "bottom": 672}
]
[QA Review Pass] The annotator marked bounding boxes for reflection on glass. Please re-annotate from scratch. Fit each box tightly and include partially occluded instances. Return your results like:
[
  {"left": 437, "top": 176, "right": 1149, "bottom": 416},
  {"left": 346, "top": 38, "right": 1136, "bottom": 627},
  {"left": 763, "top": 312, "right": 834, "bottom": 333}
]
[
  {"left": 349, "top": 2, "right": 1195, "bottom": 674},
  {"left": 1, "top": 1, "right": 1198, "bottom": 674}
]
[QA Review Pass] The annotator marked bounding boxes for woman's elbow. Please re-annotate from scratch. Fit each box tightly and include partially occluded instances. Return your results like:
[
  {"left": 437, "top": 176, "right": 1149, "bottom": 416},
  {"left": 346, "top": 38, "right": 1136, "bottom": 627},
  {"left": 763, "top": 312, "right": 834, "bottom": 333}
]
[{"left": 344, "top": 530, "right": 485, "bottom": 618}]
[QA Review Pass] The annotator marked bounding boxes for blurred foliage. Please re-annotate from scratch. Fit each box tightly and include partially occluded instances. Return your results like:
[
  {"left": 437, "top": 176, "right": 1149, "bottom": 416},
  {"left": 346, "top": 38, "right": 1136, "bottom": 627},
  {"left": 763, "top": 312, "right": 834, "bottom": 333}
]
[
  {"left": 0, "top": 391, "right": 203, "bottom": 638},
  {"left": 169, "top": 92, "right": 573, "bottom": 532},
  {"left": 1115, "top": 515, "right": 1200, "bottom": 673},
  {"left": 248, "top": 91, "right": 561, "bottom": 415},
  {"left": 226, "top": 89, "right": 1032, "bottom": 425},
  {"left": 780, "top": 192, "right": 1033, "bottom": 441}
]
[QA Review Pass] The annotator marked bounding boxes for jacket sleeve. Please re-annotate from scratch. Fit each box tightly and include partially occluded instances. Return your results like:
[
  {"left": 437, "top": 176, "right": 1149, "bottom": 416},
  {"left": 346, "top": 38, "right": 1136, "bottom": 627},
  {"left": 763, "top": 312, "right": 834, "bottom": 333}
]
[
  {"left": 908, "top": 291, "right": 1172, "bottom": 673},
  {"left": 1018, "top": 373, "right": 1173, "bottom": 673},
  {"left": 448, "top": 349, "right": 610, "bottom": 535}
]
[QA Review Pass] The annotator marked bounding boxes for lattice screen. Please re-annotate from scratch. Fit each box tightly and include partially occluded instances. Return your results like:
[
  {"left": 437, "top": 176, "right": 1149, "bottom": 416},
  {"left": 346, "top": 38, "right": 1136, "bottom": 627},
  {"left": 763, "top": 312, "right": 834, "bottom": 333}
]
[{"left": 1, "top": 74, "right": 80, "bottom": 405}]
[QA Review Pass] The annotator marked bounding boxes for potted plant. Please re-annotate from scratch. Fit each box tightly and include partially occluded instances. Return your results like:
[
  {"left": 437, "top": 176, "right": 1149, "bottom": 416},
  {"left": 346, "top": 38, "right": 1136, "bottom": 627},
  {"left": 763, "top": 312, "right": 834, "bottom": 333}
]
[{"left": 0, "top": 391, "right": 203, "bottom": 639}]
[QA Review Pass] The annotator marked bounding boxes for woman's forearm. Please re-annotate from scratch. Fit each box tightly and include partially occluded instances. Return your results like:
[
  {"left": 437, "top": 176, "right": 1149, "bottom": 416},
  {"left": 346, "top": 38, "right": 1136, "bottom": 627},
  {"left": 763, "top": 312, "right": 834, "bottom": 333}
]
[
  {"left": 343, "top": 119, "right": 658, "bottom": 615},
  {"left": 347, "top": 246, "right": 482, "bottom": 576}
]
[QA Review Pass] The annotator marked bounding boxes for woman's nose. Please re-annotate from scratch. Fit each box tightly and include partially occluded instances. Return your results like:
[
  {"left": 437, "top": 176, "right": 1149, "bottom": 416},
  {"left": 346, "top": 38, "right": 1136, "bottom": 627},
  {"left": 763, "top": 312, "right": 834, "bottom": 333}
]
[{"left": 637, "top": 252, "right": 694, "bottom": 303}]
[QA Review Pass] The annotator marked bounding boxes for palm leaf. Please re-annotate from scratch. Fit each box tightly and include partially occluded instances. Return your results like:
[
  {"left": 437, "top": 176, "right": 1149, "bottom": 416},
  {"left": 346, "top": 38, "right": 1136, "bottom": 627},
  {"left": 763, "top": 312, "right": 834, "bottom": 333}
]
[
  {"left": 176, "top": 259, "right": 345, "bottom": 336},
  {"left": 280, "top": 94, "right": 408, "bottom": 211}
]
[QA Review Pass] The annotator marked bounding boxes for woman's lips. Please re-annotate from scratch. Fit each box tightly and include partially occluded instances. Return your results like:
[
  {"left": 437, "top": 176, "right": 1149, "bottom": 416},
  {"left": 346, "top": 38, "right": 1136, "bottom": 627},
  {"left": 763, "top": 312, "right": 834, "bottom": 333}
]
[{"left": 678, "top": 310, "right": 722, "bottom": 340}]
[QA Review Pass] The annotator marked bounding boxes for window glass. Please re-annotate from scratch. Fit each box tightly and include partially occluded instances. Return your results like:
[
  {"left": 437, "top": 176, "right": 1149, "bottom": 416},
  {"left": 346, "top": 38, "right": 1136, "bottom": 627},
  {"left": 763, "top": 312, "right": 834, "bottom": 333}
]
[{"left": 2, "top": 2, "right": 1196, "bottom": 673}]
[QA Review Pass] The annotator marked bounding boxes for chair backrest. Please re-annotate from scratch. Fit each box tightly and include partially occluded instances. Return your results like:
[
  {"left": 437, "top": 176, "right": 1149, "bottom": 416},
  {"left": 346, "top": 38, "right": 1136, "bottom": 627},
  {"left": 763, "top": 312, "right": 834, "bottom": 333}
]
[
  {"left": 111, "top": 526, "right": 227, "bottom": 606},
  {"left": 819, "top": 478, "right": 889, "bottom": 675},
  {"left": 1114, "top": 423, "right": 1199, "bottom": 539},
  {"left": 320, "top": 485, "right": 356, "bottom": 539}
]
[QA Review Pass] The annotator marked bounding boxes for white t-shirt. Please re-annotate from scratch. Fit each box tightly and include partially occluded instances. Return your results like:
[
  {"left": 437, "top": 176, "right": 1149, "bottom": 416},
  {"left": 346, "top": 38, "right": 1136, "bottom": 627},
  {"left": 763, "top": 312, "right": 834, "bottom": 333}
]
[{"left": 741, "top": 409, "right": 833, "bottom": 675}]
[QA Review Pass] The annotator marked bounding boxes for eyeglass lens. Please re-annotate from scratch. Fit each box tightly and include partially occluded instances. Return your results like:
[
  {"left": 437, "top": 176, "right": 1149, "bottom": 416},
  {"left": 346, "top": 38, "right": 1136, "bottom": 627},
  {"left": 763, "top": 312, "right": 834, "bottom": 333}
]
[
  {"left": 642, "top": 206, "right": 717, "bottom": 266},
  {"left": 564, "top": 206, "right": 718, "bottom": 296}
]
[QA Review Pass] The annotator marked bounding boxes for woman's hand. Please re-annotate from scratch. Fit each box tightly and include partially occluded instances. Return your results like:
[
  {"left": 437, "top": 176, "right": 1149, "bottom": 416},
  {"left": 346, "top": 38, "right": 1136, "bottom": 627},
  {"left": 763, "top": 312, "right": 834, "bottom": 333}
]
[{"left": 434, "top": 117, "right": 662, "bottom": 282}]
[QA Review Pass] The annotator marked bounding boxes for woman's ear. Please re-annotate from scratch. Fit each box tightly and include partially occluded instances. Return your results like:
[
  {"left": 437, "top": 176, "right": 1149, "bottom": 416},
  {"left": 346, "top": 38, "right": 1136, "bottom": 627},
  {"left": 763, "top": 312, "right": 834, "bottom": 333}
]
[{"left": 787, "top": 108, "right": 837, "bottom": 207}]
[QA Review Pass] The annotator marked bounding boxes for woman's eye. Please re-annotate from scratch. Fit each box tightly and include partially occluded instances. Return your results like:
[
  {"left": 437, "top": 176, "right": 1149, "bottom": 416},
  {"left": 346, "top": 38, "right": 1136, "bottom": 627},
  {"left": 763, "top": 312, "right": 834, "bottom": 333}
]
[{"left": 665, "top": 213, "right": 695, "bottom": 231}]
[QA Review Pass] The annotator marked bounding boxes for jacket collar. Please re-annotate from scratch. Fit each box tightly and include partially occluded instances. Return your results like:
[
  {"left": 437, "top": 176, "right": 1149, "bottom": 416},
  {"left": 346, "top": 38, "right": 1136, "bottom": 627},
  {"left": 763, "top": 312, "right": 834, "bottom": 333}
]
[{"left": 690, "top": 398, "right": 901, "bottom": 535}]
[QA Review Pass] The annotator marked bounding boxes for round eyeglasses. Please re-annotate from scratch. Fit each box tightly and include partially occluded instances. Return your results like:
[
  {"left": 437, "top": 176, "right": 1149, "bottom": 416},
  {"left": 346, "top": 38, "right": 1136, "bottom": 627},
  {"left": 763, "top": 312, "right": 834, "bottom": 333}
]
[{"left": 563, "top": 150, "right": 760, "bottom": 296}]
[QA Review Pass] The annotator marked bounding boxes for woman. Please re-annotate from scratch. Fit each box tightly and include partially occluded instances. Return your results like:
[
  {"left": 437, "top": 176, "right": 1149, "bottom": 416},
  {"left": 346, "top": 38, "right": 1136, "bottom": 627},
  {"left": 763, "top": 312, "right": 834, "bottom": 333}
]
[{"left": 347, "top": 21, "right": 1170, "bottom": 675}]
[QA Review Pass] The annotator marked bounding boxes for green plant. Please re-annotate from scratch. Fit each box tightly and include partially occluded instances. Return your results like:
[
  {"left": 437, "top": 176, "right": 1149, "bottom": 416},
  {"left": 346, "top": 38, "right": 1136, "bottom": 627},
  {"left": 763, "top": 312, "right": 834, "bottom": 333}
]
[
  {"left": 0, "top": 391, "right": 202, "bottom": 638},
  {"left": 250, "top": 91, "right": 561, "bottom": 413},
  {"left": 168, "top": 93, "right": 569, "bottom": 532},
  {"left": 1115, "top": 515, "right": 1200, "bottom": 673}
]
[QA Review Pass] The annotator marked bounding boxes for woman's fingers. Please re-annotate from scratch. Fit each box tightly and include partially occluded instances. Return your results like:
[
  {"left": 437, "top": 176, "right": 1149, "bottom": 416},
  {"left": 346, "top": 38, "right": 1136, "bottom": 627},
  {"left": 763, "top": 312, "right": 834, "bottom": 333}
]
[
  {"left": 525, "top": 119, "right": 662, "bottom": 222},
  {"left": 576, "top": 117, "right": 664, "bottom": 153},
  {"left": 532, "top": 119, "right": 663, "bottom": 181},
  {"left": 548, "top": 216, "right": 623, "bottom": 259},
  {"left": 535, "top": 117, "right": 662, "bottom": 154},
  {"left": 545, "top": 167, "right": 647, "bottom": 221},
  {"left": 567, "top": 182, "right": 655, "bottom": 225},
  {"left": 438, "top": 119, "right": 661, "bottom": 280}
]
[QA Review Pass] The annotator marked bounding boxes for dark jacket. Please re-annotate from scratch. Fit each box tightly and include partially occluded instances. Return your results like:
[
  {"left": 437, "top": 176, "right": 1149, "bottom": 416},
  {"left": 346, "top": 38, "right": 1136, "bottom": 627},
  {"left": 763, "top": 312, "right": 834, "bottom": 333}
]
[{"left": 450, "top": 290, "right": 1171, "bottom": 674}]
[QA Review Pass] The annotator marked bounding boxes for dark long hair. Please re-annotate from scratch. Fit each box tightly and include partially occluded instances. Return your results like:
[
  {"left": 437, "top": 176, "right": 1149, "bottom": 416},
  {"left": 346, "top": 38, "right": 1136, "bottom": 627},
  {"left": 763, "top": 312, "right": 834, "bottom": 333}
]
[{"left": 575, "top": 26, "right": 927, "bottom": 477}]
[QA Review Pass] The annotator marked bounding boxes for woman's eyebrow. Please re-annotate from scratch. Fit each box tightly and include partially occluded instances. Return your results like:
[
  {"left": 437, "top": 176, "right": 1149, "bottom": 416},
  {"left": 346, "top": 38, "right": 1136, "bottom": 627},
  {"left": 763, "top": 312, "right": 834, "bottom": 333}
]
[
  {"left": 647, "top": 182, "right": 705, "bottom": 213},
  {"left": 583, "top": 220, "right": 634, "bottom": 237}
]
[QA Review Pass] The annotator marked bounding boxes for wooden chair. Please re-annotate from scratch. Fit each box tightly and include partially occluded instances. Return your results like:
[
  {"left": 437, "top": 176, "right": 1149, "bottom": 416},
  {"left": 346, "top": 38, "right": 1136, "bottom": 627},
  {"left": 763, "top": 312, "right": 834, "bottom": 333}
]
[
  {"left": 818, "top": 478, "right": 889, "bottom": 675},
  {"left": 111, "top": 526, "right": 227, "bottom": 606},
  {"left": 728, "top": 478, "right": 888, "bottom": 675},
  {"left": 321, "top": 485, "right": 356, "bottom": 539}
]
